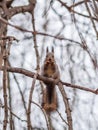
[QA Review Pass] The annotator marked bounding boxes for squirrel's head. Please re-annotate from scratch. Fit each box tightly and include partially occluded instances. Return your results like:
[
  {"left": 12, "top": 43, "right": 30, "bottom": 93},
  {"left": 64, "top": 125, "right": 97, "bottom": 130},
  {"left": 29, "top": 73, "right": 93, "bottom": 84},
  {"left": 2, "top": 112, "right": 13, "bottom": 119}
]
[{"left": 45, "top": 47, "right": 55, "bottom": 65}]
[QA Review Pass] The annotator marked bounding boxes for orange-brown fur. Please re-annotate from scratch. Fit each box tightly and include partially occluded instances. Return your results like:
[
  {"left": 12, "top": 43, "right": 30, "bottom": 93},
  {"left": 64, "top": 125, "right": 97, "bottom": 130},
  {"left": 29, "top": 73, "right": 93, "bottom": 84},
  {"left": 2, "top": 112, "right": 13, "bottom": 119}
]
[{"left": 41, "top": 47, "right": 60, "bottom": 112}]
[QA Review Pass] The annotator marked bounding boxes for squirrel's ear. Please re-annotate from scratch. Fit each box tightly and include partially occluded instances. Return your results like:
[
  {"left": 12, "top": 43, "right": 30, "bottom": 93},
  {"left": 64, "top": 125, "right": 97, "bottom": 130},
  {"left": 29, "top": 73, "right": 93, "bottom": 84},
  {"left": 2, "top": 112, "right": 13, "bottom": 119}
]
[
  {"left": 46, "top": 47, "right": 49, "bottom": 53},
  {"left": 52, "top": 46, "right": 54, "bottom": 53}
]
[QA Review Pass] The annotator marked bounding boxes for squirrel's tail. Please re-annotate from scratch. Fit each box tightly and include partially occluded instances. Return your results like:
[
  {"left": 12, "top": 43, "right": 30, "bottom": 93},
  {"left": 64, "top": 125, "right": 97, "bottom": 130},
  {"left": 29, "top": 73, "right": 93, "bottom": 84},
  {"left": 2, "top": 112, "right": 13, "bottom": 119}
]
[{"left": 42, "top": 85, "right": 57, "bottom": 112}]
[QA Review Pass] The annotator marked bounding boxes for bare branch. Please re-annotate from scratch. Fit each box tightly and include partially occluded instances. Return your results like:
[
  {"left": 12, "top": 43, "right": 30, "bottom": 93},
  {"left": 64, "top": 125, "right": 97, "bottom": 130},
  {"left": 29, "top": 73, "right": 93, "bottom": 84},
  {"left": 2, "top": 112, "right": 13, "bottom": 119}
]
[
  {"left": 56, "top": 109, "right": 68, "bottom": 125},
  {"left": 32, "top": 101, "right": 50, "bottom": 130},
  {"left": 0, "top": 66, "right": 98, "bottom": 95},
  {"left": 58, "top": 82, "right": 73, "bottom": 130},
  {"left": 27, "top": 73, "right": 38, "bottom": 130},
  {"left": 2, "top": 41, "right": 8, "bottom": 130}
]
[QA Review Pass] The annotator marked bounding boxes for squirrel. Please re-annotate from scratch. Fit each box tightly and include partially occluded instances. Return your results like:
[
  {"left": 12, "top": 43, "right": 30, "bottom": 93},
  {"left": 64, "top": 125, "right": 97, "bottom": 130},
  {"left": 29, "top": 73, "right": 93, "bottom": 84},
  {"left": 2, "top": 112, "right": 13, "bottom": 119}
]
[{"left": 41, "top": 47, "right": 60, "bottom": 112}]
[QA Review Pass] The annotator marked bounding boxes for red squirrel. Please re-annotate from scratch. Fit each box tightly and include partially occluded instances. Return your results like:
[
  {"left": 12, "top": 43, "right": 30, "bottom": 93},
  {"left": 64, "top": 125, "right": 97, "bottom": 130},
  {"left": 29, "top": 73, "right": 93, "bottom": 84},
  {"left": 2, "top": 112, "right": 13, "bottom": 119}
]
[{"left": 41, "top": 47, "right": 60, "bottom": 112}]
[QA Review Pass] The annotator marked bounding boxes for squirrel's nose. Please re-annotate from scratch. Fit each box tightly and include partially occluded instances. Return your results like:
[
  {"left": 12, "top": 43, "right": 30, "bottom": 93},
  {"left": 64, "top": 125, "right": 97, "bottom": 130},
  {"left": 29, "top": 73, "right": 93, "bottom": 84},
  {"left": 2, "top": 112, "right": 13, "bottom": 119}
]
[{"left": 49, "top": 58, "right": 51, "bottom": 61}]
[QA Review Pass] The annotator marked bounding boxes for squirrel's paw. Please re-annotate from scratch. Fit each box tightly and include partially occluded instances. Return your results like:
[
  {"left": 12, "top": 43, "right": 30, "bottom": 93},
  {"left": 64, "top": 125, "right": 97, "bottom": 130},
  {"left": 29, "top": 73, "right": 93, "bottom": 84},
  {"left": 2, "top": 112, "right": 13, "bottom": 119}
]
[{"left": 50, "top": 103, "right": 57, "bottom": 111}]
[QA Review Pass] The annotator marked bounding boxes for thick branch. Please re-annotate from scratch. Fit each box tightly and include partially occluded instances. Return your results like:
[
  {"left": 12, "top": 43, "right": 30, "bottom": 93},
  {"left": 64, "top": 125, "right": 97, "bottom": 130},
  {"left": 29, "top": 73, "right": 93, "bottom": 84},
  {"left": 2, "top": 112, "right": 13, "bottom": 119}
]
[
  {"left": 8, "top": 4, "right": 35, "bottom": 18},
  {"left": 3, "top": 43, "right": 8, "bottom": 130},
  {"left": 0, "top": 66, "right": 98, "bottom": 95}
]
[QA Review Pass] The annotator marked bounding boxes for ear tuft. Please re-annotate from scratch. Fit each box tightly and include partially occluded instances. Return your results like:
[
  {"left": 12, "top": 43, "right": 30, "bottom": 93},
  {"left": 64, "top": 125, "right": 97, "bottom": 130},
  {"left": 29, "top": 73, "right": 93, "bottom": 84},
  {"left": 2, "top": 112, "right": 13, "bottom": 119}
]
[
  {"left": 46, "top": 47, "right": 49, "bottom": 53},
  {"left": 52, "top": 46, "right": 54, "bottom": 53}
]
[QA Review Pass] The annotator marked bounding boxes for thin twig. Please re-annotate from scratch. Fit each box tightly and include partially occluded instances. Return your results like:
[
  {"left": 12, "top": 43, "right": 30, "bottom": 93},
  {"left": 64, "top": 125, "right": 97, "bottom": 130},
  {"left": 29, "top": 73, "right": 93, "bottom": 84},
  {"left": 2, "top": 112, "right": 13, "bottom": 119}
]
[
  {"left": 27, "top": 73, "right": 38, "bottom": 130},
  {"left": 56, "top": 109, "right": 68, "bottom": 125},
  {"left": 0, "top": 104, "right": 27, "bottom": 122},
  {"left": 8, "top": 61, "right": 27, "bottom": 113},
  {"left": 0, "top": 36, "right": 19, "bottom": 42},
  {"left": 70, "top": 0, "right": 90, "bottom": 8},
  {"left": 31, "top": 3, "right": 40, "bottom": 70},
  {"left": 84, "top": 1, "right": 98, "bottom": 38},
  {"left": 32, "top": 101, "right": 50, "bottom": 130},
  {"left": 0, "top": 16, "right": 82, "bottom": 44}
]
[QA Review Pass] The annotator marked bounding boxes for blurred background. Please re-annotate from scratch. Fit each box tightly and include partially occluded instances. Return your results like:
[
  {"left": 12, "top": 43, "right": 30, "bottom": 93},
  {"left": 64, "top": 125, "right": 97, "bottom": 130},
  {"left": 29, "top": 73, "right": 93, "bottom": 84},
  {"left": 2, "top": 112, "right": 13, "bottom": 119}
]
[{"left": 0, "top": 0, "right": 98, "bottom": 130}]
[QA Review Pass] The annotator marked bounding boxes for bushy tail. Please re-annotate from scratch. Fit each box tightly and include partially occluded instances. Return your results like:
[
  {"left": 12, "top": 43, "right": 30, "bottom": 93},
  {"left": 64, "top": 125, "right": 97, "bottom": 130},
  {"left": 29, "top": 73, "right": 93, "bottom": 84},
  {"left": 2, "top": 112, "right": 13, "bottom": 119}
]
[{"left": 42, "top": 84, "right": 57, "bottom": 112}]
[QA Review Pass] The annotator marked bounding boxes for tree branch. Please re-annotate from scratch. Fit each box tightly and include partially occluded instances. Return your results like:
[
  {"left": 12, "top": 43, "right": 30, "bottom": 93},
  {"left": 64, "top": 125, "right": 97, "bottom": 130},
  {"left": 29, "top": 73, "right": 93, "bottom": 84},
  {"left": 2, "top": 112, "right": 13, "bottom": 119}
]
[
  {"left": 58, "top": 82, "right": 73, "bottom": 130},
  {"left": 0, "top": 66, "right": 98, "bottom": 95}
]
